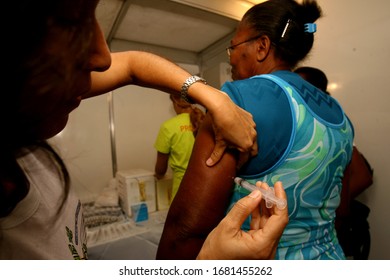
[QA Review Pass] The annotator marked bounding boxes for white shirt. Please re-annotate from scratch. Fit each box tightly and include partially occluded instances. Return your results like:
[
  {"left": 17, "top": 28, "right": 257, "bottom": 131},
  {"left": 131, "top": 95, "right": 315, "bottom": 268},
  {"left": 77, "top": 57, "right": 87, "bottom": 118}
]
[{"left": 0, "top": 147, "right": 86, "bottom": 259}]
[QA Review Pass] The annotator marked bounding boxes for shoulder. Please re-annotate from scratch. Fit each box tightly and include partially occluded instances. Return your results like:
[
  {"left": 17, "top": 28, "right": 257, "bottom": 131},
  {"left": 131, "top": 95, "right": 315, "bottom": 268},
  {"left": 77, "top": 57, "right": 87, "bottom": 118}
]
[{"left": 221, "top": 77, "right": 284, "bottom": 108}]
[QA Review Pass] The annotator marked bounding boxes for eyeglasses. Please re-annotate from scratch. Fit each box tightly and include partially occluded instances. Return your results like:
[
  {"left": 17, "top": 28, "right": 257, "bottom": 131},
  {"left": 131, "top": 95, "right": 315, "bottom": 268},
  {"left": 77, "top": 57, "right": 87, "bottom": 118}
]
[{"left": 226, "top": 35, "right": 261, "bottom": 56}]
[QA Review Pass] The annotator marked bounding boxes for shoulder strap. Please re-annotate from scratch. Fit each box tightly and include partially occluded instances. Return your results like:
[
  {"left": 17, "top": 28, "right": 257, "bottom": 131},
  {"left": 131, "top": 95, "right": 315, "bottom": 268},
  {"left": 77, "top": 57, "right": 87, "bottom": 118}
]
[{"left": 247, "top": 74, "right": 298, "bottom": 175}]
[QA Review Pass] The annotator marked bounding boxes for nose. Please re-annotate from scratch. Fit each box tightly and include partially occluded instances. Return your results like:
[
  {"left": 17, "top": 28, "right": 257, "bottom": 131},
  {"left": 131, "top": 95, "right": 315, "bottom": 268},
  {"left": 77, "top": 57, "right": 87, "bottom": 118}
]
[{"left": 87, "top": 19, "right": 111, "bottom": 72}]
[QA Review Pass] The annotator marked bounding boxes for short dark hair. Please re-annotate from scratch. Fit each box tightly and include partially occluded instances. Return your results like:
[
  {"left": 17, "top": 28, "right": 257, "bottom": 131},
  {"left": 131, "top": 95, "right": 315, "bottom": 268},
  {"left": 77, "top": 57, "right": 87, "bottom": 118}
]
[{"left": 294, "top": 66, "right": 328, "bottom": 92}]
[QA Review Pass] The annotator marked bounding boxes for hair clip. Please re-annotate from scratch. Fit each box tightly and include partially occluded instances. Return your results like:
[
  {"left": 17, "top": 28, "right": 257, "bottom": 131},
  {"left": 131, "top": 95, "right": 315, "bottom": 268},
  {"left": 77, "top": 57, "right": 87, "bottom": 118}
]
[
  {"left": 281, "top": 19, "right": 292, "bottom": 38},
  {"left": 304, "top": 23, "right": 317, "bottom": 33}
]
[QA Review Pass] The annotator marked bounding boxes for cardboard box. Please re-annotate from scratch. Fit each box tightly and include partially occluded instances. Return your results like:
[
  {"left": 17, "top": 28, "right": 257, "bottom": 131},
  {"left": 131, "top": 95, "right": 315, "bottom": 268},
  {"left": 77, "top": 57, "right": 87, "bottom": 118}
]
[
  {"left": 156, "top": 175, "right": 173, "bottom": 211},
  {"left": 116, "top": 169, "right": 156, "bottom": 217}
]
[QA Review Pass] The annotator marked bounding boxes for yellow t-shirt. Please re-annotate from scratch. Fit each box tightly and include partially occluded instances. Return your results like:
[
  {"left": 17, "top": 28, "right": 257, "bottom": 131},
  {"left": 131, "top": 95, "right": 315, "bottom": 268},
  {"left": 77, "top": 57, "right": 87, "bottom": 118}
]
[{"left": 154, "top": 113, "right": 195, "bottom": 200}]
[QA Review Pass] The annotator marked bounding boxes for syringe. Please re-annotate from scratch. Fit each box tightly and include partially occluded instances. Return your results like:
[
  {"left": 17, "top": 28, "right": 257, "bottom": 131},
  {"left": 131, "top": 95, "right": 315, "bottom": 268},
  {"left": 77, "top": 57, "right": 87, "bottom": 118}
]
[{"left": 234, "top": 177, "right": 287, "bottom": 210}]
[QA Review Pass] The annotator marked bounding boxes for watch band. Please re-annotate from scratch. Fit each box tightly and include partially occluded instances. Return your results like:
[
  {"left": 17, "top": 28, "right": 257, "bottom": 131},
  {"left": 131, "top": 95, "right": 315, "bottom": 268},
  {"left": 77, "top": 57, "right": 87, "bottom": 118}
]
[{"left": 180, "top": 75, "right": 207, "bottom": 104}]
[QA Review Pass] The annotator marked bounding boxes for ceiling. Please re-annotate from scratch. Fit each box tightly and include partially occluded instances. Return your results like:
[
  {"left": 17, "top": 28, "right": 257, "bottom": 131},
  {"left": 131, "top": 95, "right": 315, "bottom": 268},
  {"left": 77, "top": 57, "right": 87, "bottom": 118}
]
[{"left": 96, "top": 0, "right": 266, "bottom": 54}]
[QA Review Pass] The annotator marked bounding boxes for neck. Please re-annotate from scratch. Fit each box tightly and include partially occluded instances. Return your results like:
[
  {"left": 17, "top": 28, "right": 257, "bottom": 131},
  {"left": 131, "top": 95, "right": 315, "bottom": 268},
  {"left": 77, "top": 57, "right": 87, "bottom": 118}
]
[
  {"left": 176, "top": 107, "right": 192, "bottom": 114},
  {"left": 255, "top": 59, "right": 291, "bottom": 75},
  {"left": 255, "top": 48, "right": 291, "bottom": 74},
  {"left": 267, "top": 64, "right": 291, "bottom": 73}
]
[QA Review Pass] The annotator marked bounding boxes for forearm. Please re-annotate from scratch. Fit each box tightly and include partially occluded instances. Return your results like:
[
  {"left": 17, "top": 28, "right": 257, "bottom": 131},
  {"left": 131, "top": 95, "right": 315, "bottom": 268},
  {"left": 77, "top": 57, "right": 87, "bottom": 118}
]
[
  {"left": 88, "top": 50, "right": 257, "bottom": 165},
  {"left": 87, "top": 51, "right": 226, "bottom": 112},
  {"left": 155, "top": 152, "right": 169, "bottom": 179}
]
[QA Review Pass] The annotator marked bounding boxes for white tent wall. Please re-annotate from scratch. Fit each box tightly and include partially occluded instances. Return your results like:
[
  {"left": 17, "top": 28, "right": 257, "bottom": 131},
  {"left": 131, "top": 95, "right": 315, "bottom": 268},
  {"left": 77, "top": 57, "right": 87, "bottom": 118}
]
[
  {"left": 49, "top": 38, "right": 200, "bottom": 203},
  {"left": 293, "top": 0, "right": 390, "bottom": 260},
  {"left": 50, "top": 0, "right": 389, "bottom": 259},
  {"left": 49, "top": 94, "right": 112, "bottom": 203}
]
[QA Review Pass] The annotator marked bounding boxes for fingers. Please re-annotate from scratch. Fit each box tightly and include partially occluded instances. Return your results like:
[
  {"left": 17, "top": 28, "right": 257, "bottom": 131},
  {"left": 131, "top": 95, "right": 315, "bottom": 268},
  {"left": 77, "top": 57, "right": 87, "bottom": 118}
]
[
  {"left": 237, "top": 108, "right": 257, "bottom": 154},
  {"left": 273, "top": 181, "right": 288, "bottom": 215},
  {"left": 206, "top": 140, "right": 227, "bottom": 166},
  {"left": 255, "top": 182, "right": 272, "bottom": 226},
  {"left": 250, "top": 140, "right": 258, "bottom": 157},
  {"left": 206, "top": 104, "right": 258, "bottom": 167},
  {"left": 273, "top": 181, "right": 286, "bottom": 200},
  {"left": 211, "top": 142, "right": 257, "bottom": 168},
  {"left": 236, "top": 139, "right": 258, "bottom": 169},
  {"left": 236, "top": 152, "right": 250, "bottom": 169},
  {"left": 249, "top": 182, "right": 288, "bottom": 259},
  {"left": 223, "top": 190, "right": 262, "bottom": 229},
  {"left": 249, "top": 194, "right": 262, "bottom": 230},
  {"left": 252, "top": 181, "right": 288, "bottom": 228},
  {"left": 233, "top": 128, "right": 257, "bottom": 154},
  {"left": 259, "top": 181, "right": 289, "bottom": 235}
]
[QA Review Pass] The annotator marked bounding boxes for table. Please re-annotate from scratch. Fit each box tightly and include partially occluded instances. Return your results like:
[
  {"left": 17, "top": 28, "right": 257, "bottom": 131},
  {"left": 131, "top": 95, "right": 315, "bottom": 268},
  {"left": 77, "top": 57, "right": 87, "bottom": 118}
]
[{"left": 87, "top": 211, "right": 167, "bottom": 260}]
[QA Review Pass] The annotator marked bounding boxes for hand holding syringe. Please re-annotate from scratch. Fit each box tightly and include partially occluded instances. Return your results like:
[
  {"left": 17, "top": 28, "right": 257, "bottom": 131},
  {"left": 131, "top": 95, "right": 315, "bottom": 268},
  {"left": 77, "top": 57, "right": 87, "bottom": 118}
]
[{"left": 234, "top": 177, "right": 287, "bottom": 210}]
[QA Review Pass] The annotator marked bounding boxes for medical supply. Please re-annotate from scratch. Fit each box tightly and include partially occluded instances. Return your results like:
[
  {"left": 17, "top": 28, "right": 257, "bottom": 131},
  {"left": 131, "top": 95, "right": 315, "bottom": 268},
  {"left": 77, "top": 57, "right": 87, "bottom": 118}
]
[
  {"left": 131, "top": 203, "right": 149, "bottom": 223},
  {"left": 234, "top": 177, "right": 287, "bottom": 210},
  {"left": 117, "top": 169, "right": 157, "bottom": 217},
  {"left": 156, "top": 175, "right": 173, "bottom": 211}
]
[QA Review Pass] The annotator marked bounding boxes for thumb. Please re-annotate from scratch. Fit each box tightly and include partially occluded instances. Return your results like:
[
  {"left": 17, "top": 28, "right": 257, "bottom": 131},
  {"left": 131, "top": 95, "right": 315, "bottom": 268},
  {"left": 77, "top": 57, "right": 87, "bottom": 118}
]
[
  {"left": 223, "top": 190, "right": 262, "bottom": 228},
  {"left": 206, "top": 140, "right": 227, "bottom": 166}
]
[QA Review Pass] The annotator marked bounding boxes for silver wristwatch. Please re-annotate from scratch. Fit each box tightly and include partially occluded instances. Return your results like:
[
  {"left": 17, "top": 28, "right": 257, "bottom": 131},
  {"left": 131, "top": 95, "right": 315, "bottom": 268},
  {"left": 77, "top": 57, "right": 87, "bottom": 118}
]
[{"left": 180, "top": 75, "right": 207, "bottom": 104}]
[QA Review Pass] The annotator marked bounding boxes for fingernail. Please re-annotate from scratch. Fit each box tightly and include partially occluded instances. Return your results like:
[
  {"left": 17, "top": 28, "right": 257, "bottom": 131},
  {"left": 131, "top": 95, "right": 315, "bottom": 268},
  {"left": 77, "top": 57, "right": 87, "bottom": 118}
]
[
  {"left": 249, "top": 189, "right": 261, "bottom": 198},
  {"left": 206, "top": 158, "right": 213, "bottom": 166}
]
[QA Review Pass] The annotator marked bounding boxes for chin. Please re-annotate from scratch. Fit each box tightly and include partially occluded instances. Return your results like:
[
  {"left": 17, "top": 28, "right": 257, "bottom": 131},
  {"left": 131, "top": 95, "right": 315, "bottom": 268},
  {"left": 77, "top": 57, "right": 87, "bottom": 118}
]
[
  {"left": 231, "top": 70, "right": 239, "bottom": 81},
  {"left": 41, "top": 115, "right": 69, "bottom": 140}
]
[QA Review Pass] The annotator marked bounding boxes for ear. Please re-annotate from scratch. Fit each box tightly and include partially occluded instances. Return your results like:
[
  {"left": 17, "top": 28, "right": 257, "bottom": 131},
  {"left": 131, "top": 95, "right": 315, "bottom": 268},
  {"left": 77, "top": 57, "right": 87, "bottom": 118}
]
[{"left": 255, "top": 35, "right": 272, "bottom": 62}]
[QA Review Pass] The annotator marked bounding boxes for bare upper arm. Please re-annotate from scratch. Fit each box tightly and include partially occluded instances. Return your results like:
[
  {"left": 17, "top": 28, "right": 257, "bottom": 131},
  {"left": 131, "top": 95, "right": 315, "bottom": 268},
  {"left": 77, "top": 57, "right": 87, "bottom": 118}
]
[
  {"left": 168, "top": 113, "right": 238, "bottom": 234},
  {"left": 157, "top": 113, "right": 238, "bottom": 259}
]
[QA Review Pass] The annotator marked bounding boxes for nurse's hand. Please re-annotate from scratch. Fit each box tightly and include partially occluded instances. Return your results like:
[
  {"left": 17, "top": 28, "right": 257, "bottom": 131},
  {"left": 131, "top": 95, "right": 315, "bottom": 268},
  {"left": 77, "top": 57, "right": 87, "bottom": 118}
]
[
  {"left": 196, "top": 181, "right": 288, "bottom": 260},
  {"left": 205, "top": 92, "right": 258, "bottom": 166}
]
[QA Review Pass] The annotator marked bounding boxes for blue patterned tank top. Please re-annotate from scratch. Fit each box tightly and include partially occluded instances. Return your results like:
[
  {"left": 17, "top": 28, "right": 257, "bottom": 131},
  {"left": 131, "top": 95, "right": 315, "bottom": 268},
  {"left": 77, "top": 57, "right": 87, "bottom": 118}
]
[{"left": 222, "top": 72, "right": 354, "bottom": 259}]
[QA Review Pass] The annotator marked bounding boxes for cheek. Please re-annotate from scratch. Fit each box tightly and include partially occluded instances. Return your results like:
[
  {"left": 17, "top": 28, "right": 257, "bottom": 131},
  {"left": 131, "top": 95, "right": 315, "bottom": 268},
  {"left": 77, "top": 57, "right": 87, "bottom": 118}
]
[
  {"left": 21, "top": 90, "right": 80, "bottom": 140},
  {"left": 231, "top": 55, "right": 252, "bottom": 80},
  {"left": 20, "top": 80, "right": 74, "bottom": 125}
]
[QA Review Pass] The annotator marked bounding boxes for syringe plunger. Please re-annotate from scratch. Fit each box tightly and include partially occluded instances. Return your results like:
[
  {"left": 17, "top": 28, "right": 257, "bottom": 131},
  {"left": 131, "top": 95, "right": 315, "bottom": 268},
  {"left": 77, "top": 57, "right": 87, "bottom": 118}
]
[{"left": 234, "top": 177, "right": 287, "bottom": 210}]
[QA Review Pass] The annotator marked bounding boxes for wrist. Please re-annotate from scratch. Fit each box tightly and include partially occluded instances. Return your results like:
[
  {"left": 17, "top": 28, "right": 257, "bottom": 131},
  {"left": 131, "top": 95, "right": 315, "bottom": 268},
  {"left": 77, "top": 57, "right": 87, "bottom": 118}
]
[
  {"left": 180, "top": 75, "right": 206, "bottom": 104},
  {"left": 188, "top": 84, "right": 228, "bottom": 115}
]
